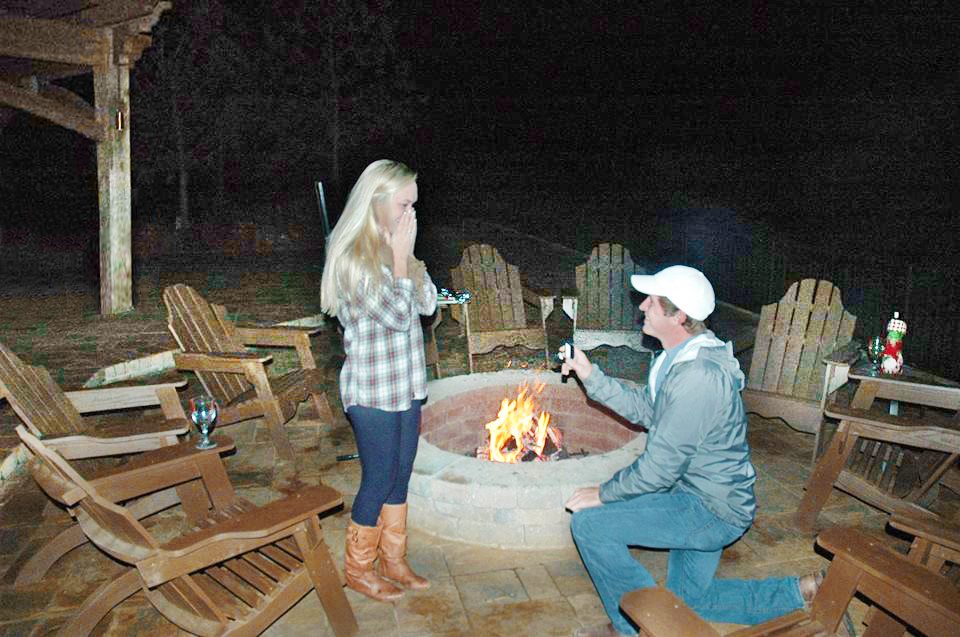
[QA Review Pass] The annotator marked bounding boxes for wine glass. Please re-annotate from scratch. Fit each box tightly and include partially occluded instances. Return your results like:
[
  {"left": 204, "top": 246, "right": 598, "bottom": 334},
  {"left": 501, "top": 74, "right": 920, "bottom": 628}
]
[
  {"left": 866, "top": 336, "right": 884, "bottom": 372},
  {"left": 189, "top": 395, "right": 219, "bottom": 449}
]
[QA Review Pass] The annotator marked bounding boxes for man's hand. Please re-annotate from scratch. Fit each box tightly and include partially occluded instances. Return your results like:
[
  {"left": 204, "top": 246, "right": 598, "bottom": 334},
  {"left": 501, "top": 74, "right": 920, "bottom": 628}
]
[
  {"left": 565, "top": 486, "right": 602, "bottom": 512},
  {"left": 561, "top": 344, "right": 592, "bottom": 380}
]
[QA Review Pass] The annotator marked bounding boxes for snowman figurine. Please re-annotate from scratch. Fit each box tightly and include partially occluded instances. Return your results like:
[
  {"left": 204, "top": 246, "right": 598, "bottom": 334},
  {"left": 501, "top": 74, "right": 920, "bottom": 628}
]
[{"left": 880, "top": 312, "right": 907, "bottom": 375}]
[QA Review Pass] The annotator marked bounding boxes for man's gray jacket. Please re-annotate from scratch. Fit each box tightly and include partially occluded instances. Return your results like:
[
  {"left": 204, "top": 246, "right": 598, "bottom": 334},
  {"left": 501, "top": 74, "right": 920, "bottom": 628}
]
[{"left": 581, "top": 331, "right": 757, "bottom": 528}]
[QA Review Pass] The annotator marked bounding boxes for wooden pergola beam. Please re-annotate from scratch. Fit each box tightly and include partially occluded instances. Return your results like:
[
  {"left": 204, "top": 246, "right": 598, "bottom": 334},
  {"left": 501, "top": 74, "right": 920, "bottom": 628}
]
[
  {"left": 0, "top": 78, "right": 103, "bottom": 140},
  {"left": 0, "top": 57, "right": 89, "bottom": 82},
  {"left": 94, "top": 43, "right": 134, "bottom": 314},
  {"left": 119, "top": 33, "right": 153, "bottom": 65},
  {"left": 0, "top": 1, "right": 172, "bottom": 316},
  {"left": 0, "top": 16, "right": 110, "bottom": 66},
  {"left": 71, "top": 1, "right": 171, "bottom": 66},
  {"left": 71, "top": 1, "right": 172, "bottom": 30}
]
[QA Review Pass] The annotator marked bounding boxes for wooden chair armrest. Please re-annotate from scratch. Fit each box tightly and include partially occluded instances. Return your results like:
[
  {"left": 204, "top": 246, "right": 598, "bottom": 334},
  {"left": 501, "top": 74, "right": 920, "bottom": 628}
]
[
  {"left": 823, "top": 340, "right": 862, "bottom": 367},
  {"left": 523, "top": 286, "right": 556, "bottom": 323},
  {"left": 521, "top": 286, "right": 554, "bottom": 305},
  {"left": 890, "top": 512, "right": 960, "bottom": 554},
  {"left": 233, "top": 326, "right": 319, "bottom": 369},
  {"left": 43, "top": 429, "right": 188, "bottom": 461},
  {"left": 138, "top": 485, "right": 342, "bottom": 586},
  {"left": 621, "top": 587, "right": 717, "bottom": 637},
  {"left": 824, "top": 402, "right": 960, "bottom": 438},
  {"left": 816, "top": 526, "right": 960, "bottom": 622},
  {"left": 66, "top": 369, "right": 186, "bottom": 391},
  {"left": 234, "top": 326, "right": 320, "bottom": 347},
  {"left": 89, "top": 437, "right": 236, "bottom": 503},
  {"left": 174, "top": 351, "right": 272, "bottom": 373},
  {"left": 64, "top": 377, "right": 187, "bottom": 414},
  {"left": 821, "top": 403, "right": 960, "bottom": 458}
]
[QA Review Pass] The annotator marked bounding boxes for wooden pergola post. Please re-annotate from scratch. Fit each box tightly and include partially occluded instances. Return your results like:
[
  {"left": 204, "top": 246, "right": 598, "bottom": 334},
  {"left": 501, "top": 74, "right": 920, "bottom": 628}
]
[
  {"left": 94, "top": 42, "right": 133, "bottom": 313},
  {"left": 0, "top": 2, "right": 170, "bottom": 315}
]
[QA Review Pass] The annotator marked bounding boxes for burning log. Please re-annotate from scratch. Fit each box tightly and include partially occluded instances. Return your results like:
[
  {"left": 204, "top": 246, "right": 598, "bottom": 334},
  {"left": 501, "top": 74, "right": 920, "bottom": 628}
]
[{"left": 476, "top": 382, "right": 566, "bottom": 463}]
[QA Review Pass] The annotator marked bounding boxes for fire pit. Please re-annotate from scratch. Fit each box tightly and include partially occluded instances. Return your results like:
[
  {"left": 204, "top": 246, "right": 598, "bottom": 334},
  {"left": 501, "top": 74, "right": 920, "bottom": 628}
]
[{"left": 408, "top": 370, "right": 647, "bottom": 549}]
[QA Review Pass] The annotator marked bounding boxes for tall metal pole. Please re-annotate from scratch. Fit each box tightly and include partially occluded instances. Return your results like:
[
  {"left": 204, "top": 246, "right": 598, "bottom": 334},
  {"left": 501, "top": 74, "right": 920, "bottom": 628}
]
[{"left": 315, "top": 180, "right": 331, "bottom": 238}]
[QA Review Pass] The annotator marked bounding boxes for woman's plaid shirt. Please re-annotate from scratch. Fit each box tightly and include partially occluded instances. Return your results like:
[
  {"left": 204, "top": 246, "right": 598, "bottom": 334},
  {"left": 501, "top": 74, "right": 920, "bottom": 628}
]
[{"left": 339, "top": 266, "right": 438, "bottom": 412}]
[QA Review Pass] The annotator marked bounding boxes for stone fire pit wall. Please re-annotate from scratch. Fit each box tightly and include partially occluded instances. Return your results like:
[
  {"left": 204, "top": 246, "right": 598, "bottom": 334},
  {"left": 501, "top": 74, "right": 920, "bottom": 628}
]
[{"left": 408, "top": 370, "right": 647, "bottom": 549}]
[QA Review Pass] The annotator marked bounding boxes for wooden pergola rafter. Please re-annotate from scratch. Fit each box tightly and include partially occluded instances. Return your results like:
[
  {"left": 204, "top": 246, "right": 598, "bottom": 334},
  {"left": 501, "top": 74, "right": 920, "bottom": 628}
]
[{"left": 0, "top": 1, "right": 172, "bottom": 314}]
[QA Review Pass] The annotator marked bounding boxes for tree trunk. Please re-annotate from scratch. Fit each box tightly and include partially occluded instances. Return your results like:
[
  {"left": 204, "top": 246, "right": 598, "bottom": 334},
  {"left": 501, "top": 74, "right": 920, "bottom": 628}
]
[
  {"left": 172, "top": 97, "right": 190, "bottom": 230},
  {"left": 216, "top": 109, "right": 225, "bottom": 219},
  {"left": 327, "top": 17, "right": 340, "bottom": 196}
]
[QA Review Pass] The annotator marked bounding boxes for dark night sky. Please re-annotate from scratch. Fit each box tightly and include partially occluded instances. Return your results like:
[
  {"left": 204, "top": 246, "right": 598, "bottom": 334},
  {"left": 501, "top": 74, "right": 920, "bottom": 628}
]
[
  {"left": 404, "top": 3, "right": 956, "bottom": 138},
  {"left": 1, "top": 2, "right": 958, "bottom": 251},
  {"left": 398, "top": 2, "right": 958, "bottom": 246}
]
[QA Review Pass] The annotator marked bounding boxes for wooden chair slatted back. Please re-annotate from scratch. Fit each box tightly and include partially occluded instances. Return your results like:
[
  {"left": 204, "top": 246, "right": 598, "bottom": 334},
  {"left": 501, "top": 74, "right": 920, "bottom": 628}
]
[
  {"left": 574, "top": 243, "right": 643, "bottom": 330},
  {"left": 18, "top": 426, "right": 227, "bottom": 629},
  {"left": 451, "top": 244, "right": 526, "bottom": 331},
  {"left": 163, "top": 284, "right": 251, "bottom": 405},
  {"left": 0, "top": 342, "right": 84, "bottom": 437},
  {"left": 748, "top": 280, "right": 856, "bottom": 401}
]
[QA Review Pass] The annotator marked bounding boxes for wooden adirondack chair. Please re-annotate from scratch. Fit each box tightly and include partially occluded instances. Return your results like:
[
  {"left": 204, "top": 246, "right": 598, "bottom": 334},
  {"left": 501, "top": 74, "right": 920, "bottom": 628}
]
[
  {"left": 449, "top": 244, "right": 555, "bottom": 373},
  {"left": 742, "top": 279, "right": 857, "bottom": 434},
  {"left": 163, "top": 284, "right": 334, "bottom": 461},
  {"left": 560, "top": 243, "right": 647, "bottom": 352},
  {"left": 623, "top": 526, "right": 960, "bottom": 637},
  {"left": 860, "top": 512, "right": 960, "bottom": 637},
  {"left": 1, "top": 341, "right": 192, "bottom": 587},
  {"left": 0, "top": 341, "right": 189, "bottom": 459},
  {"left": 17, "top": 426, "right": 358, "bottom": 637}
]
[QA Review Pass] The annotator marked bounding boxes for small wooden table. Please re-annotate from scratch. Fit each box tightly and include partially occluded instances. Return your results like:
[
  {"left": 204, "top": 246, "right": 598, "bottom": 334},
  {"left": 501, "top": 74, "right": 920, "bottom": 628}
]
[
  {"left": 795, "top": 362, "right": 960, "bottom": 532},
  {"left": 426, "top": 296, "right": 471, "bottom": 379}
]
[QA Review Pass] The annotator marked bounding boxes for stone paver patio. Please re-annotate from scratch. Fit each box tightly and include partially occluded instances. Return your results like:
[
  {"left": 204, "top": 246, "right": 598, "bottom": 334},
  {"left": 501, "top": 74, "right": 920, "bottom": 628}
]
[
  {"left": 1, "top": 239, "right": 957, "bottom": 636},
  {"left": 2, "top": 385, "right": 916, "bottom": 636}
]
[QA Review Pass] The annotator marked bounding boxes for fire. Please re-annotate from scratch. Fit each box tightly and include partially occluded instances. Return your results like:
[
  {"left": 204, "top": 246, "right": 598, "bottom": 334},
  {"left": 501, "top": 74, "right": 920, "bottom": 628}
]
[{"left": 479, "top": 382, "right": 563, "bottom": 463}]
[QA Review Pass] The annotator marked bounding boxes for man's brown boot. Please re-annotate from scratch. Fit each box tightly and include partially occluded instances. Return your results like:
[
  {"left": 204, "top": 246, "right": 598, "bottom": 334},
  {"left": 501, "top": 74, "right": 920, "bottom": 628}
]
[
  {"left": 344, "top": 521, "right": 405, "bottom": 602},
  {"left": 376, "top": 503, "right": 430, "bottom": 590}
]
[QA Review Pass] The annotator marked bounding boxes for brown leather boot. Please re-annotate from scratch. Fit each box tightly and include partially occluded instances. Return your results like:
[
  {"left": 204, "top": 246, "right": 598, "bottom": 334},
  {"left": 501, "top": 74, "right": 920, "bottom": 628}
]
[
  {"left": 344, "top": 521, "right": 404, "bottom": 602},
  {"left": 376, "top": 503, "right": 430, "bottom": 590}
]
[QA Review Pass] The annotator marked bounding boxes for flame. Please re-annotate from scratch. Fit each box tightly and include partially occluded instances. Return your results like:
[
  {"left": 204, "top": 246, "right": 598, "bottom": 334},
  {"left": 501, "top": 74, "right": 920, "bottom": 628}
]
[{"left": 482, "top": 382, "right": 560, "bottom": 463}]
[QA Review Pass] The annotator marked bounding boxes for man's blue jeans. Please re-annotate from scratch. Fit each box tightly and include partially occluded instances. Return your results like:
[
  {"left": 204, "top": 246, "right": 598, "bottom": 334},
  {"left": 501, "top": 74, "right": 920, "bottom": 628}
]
[{"left": 571, "top": 491, "right": 804, "bottom": 635}]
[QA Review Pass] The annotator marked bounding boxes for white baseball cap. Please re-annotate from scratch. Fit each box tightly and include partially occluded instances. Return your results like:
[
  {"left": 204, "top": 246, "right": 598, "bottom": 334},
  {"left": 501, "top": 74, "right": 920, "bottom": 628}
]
[{"left": 630, "top": 265, "right": 716, "bottom": 321}]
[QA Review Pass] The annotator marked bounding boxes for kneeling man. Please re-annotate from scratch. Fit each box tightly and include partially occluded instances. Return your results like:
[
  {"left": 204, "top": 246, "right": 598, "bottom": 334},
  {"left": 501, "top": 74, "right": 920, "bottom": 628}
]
[{"left": 563, "top": 266, "right": 818, "bottom": 637}]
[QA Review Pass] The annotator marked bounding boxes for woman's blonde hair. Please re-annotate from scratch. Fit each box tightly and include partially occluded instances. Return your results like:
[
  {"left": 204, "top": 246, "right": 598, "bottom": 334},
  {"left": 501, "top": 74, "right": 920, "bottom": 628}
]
[{"left": 320, "top": 160, "right": 417, "bottom": 317}]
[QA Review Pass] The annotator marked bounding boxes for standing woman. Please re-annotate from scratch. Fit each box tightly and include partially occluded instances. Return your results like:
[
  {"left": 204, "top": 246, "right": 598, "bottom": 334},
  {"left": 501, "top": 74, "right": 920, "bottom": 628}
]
[{"left": 320, "top": 160, "right": 437, "bottom": 602}]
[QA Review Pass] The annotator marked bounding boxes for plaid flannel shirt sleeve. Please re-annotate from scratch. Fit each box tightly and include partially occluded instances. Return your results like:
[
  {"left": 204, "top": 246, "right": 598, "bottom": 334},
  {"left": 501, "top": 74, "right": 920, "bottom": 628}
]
[
  {"left": 357, "top": 275, "right": 416, "bottom": 331},
  {"left": 417, "top": 270, "right": 438, "bottom": 316}
]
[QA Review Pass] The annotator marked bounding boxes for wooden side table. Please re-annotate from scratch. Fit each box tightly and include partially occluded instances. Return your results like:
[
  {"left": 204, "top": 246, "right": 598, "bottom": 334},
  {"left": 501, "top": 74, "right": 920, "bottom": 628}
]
[
  {"left": 795, "top": 362, "right": 960, "bottom": 532},
  {"left": 426, "top": 296, "right": 471, "bottom": 379}
]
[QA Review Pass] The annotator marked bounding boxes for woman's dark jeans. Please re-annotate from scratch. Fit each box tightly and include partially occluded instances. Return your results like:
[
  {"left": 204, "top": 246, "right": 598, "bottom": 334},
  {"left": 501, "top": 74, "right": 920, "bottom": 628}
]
[{"left": 346, "top": 400, "right": 422, "bottom": 526}]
